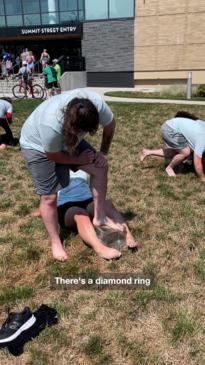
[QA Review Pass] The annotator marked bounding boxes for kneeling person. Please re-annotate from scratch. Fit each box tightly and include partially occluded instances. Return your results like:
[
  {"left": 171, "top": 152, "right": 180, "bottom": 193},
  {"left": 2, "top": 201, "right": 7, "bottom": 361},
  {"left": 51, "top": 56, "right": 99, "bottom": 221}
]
[{"left": 0, "top": 97, "right": 19, "bottom": 149}]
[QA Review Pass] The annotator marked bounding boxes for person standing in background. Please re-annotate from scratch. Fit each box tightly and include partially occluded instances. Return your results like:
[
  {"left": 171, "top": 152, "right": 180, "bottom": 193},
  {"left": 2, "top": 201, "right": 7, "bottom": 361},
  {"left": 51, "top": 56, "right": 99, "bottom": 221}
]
[
  {"left": 52, "top": 59, "right": 61, "bottom": 88},
  {"left": 40, "top": 49, "right": 50, "bottom": 69},
  {"left": 26, "top": 51, "right": 35, "bottom": 74},
  {"left": 43, "top": 61, "right": 57, "bottom": 98}
]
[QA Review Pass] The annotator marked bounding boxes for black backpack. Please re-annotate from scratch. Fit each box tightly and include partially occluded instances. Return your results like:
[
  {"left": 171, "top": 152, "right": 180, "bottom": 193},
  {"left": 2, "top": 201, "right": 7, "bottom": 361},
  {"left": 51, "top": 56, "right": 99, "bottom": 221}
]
[
  {"left": 22, "top": 69, "right": 28, "bottom": 81},
  {"left": 50, "top": 66, "right": 57, "bottom": 79}
]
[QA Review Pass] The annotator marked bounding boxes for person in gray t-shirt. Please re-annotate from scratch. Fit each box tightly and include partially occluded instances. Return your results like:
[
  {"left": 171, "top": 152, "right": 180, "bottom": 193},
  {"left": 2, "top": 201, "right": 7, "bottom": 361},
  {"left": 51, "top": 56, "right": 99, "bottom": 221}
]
[
  {"left": 20, "top": 88, "right": 119, "bottom": 262},
  {"left": 140, "top": 111, "right": 205, "bottom": 180}
]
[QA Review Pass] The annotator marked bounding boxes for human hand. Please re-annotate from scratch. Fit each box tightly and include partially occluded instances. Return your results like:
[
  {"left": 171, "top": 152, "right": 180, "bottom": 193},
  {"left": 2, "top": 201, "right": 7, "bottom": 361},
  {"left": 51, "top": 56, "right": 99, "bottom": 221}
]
[
  {"left": 77, "top": 149, "right": 95, "bottom": 165},
  {"left": 94, "top": 151, "right": 108, "bottom": 168}
]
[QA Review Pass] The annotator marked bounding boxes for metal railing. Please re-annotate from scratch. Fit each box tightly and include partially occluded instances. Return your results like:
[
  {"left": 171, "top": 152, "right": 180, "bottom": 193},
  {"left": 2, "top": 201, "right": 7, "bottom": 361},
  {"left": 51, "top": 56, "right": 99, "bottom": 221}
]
[{"left": 32, "top": 55, "right": 85, "bottom": 74}]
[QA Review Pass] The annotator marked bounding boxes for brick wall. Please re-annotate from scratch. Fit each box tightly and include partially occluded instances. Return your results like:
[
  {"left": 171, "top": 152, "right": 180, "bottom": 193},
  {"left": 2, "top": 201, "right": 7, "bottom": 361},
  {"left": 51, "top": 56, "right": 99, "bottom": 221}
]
[
  {"left": 134, "top": 0, "right": 205, "bottom": 83},
  {"left": 82, "top": 20, "right": 134, "bottom": 72}
]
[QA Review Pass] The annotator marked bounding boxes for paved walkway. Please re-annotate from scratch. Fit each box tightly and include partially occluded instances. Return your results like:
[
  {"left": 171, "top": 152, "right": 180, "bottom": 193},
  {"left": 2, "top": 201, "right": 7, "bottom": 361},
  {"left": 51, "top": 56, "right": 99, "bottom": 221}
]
[
  {"left": 89, "top": 87, "right": 205, "bottom": 106},
  {"left": 2, "top": 85, "right": 205, "bottom": 106}
]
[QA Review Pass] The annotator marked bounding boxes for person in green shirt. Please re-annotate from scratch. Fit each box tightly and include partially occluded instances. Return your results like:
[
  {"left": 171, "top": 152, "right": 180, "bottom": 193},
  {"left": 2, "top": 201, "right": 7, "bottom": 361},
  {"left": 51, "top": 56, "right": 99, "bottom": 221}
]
[
  {"left": 52, "top": 59, "right": 61, "bottom": 87},
  {"left": 43, "top": 61, "right": 57, "bottom": 98}
]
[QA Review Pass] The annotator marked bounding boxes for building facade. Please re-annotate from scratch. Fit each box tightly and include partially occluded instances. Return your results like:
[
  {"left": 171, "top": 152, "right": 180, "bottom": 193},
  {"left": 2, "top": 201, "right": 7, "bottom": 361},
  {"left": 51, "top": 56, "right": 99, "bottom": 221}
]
[
  {"left": 0, "top": 0, "right": 204, "bottom": 87},
  {"left": 134, "top": 0, "right": 205, "bottom": 86},
  {"left": 0, "top": 0, "right": 135, "bottom": 86}
]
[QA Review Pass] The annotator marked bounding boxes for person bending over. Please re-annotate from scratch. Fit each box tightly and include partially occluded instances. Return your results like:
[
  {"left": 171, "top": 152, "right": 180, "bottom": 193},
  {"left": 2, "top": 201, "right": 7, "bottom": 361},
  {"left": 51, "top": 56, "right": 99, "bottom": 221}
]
[
  {"left": 140, "top": 111, "right": 205, "bottom": 180},
  {"left": 20, "top": 88, "right": 118, "bottom": 262},
  {"left": 57, "top": 170, "right": 139, "bottom": 260}
]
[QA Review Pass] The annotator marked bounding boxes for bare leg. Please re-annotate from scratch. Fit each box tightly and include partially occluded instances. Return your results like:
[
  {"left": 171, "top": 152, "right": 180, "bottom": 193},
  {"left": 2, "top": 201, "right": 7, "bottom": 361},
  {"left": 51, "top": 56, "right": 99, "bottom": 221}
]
[
  {"left": 40, "top": 194, "right": 68, "bottom": 261},
  {"left": 31, "top": 208, "right": 41, "bottom": 217},
  {"left": 80, "top": 163, "right": 122, "bottom": 231},
  {"left": 165, "top": 147, "right": 191, "bottom": 177},
  {"left": 46, "top": 88, "right": 52, "bottom": 98},
  {"left": 87, "top": 201, "right": 139, "bottom": 249},
  {"left": 64, "top": 207, "right": 121, "bottom": 260},
  {"left": 139, "top": 148, "right": 164, "bottom": 162}
]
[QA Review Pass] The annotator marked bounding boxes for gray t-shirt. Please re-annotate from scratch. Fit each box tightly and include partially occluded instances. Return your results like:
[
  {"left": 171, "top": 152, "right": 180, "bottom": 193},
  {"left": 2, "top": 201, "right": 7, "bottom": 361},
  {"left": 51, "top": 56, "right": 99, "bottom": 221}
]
[
  {"left": 20, "top": 88, "right": 114, "bottom": 153},
  {"left": 166, "top": 117, "right": 205, "bottom": 157}
]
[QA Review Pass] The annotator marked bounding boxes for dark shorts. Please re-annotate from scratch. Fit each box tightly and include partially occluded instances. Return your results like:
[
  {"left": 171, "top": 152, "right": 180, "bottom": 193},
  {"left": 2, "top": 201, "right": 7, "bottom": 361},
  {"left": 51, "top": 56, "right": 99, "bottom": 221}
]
[
  {"left": 57, "top": 198, "right": 93, "bottom": 228},
  {"left": 46, "top": 81, "right": 58, "bottom": 89},
  {"left": 21, "top": 140, "right": 95, "bottom": 196}
]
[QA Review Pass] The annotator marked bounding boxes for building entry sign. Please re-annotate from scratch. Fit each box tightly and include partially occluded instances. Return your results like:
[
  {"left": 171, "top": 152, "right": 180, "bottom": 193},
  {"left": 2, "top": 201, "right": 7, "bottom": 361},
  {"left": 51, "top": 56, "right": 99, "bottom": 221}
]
[{"left": 0, "top": 23, "right": 82, "bottom": 38}]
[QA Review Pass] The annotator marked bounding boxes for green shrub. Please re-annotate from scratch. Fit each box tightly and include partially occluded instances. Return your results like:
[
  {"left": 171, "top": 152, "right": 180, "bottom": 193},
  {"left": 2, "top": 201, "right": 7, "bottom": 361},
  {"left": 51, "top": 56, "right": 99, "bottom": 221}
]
[{"left": 195, "top": 84, "right": 205, "bottom": 97}]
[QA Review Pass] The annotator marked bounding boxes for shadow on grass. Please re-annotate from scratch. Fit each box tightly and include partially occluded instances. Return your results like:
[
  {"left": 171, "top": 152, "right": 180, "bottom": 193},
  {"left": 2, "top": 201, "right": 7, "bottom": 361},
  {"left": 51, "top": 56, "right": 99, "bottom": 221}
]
[{"left": 122, "top": 209, "right": 137, "bottom": 221}]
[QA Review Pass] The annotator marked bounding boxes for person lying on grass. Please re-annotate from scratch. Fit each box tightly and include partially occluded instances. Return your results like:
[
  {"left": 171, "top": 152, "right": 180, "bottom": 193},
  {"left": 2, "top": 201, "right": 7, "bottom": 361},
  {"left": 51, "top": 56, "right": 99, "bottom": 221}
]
[
  {"left": 56, "top": 170, "right": 139, "bottom": 260},
  {"left": 140, "top": 111, "right": 205, "bottom": 181}
]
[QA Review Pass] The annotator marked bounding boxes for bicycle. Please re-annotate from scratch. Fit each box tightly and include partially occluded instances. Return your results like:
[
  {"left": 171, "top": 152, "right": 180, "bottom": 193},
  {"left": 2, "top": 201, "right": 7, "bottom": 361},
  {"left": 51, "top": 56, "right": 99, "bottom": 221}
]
[{"left": 12, "top": 78, "right": 44, "bottom": 99}]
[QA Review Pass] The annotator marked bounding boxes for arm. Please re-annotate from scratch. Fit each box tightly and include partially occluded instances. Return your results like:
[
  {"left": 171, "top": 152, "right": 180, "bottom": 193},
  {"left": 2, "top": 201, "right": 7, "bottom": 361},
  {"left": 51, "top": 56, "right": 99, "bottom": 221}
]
[
  {"left": 100, "top": 118, "right": 116, "bottom": 155},
  {"left": 5, "top": 112, "right": 12, "bottom": 124},
  {"left": 6, "top": 103, "right": 12, "bottom": 124},
  {"left": 46, "top": 150, "right": 95, "bottom": 165},
  {"left": 193, "top": 153, "right": 205, "bottom": 181},
  {"left": 94, "top": 118, "right": 116, "bottom": 168}
]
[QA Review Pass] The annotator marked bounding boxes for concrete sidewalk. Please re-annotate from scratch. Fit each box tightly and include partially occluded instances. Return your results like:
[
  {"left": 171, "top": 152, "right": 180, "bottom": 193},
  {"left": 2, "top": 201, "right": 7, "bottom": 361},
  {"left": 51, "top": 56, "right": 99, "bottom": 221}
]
[
  {"left": 88, "top": 87, "right": 205, "bottom": 106},
  {"left": 3, "top": 85, "right": 205, "bottom": 106}
]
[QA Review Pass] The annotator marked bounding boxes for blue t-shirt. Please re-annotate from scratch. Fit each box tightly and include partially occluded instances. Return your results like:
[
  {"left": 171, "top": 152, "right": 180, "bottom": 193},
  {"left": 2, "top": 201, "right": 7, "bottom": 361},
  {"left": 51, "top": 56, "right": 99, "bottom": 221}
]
[
  {"left": 57, "top": 170, "right": 92, "bottom": 206},
  {"left": 166, "top": 117, "right": 205, "bottom": 157}
]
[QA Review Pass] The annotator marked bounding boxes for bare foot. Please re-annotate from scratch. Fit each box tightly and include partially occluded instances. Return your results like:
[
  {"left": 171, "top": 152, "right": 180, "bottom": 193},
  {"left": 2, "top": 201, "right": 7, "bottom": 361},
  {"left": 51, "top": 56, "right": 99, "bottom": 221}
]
[
  {"left": 93, "top": 216, "right": 123, "bottom": 231},
  {"left": 126, "top": 235, "right": 139, "bottom": 248},
  {"left": 31, "top": 208, "right": 41, "bottom": 217},
  {"left": 139, "top": 148, "right": 148, "bottom": 162},
  {"left": 52, "top": 241, "right": 68, "bottom": 262},
  {"left": 121, "top": 224, "right": 139, "bottom": 248},
  {"left": 0, "top": 144, "right": 7, "bottom": 151},
  {"left": 165, "top": 166, "right": 176, "bottom": 177},
  {"left": 95, "top": 244, "right": 121, "bottom": 260}
]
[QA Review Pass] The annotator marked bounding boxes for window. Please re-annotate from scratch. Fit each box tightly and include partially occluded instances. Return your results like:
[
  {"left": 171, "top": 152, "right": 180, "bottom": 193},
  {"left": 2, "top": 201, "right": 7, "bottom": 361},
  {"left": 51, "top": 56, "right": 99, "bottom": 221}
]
[
  {"left": 109, "top": 0, "right": 134, "bottom": 18},
  {"left": 41, "top": 12, "right": 59, "bottom": 24},
  {"left": 0, "top": 0, "right": 4, "bottom": 16},
  {"left": 6, "top": 15, "right": 23, "bottom": 26},
  {"left": 78, "top": 0, "right": 84, "bottom": 10},
  {"left": 60, "top": 11, "right": 78, "bottom": 23},
  {"left": 5, "top": 0, "right": 22, "bottom": 15},
  {"left": 59, "top": 0, "right": 78, "bottom": 11},
  {"left": 78, "top": 10, "right": 84, "bottom": 21},
  {"left": 0, "top": 16, "right": 5, "bottom": 26},
  {"left": 24, "top": 14, "right": 41, "bottom": 26},
  {"left": 41, "top": 0, "right": 58, "bottom": 13},
  {"left": 22, "top": 0, "right": 40, "bottom": 14},
  {"left": 85, "top": 0, "right": 108, "bottom": 20}
]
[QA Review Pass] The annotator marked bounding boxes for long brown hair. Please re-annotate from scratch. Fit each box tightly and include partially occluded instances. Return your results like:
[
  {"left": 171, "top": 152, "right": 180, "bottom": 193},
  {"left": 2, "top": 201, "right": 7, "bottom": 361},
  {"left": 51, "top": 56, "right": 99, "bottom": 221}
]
[
  {"left": 174, "top": 111, "right": 198, "bottom": 120},
  {"left": 63, "top": 98, "right": 99, "bottom": 154}
]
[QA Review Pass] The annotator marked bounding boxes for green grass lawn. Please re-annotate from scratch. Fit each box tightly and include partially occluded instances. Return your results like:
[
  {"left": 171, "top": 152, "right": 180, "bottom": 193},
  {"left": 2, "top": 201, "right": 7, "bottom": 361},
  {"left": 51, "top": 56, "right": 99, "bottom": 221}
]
[
  {"left": 0, "top": 100, "right": 205, "bottom": 365},
  {"left": 105, "top": 90, "right": 205, "bottom": 101}
]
